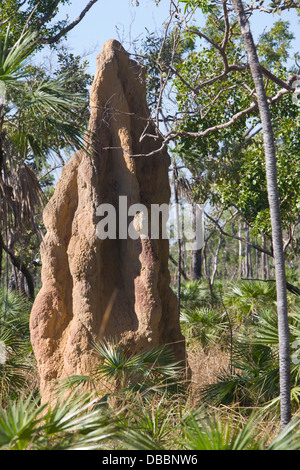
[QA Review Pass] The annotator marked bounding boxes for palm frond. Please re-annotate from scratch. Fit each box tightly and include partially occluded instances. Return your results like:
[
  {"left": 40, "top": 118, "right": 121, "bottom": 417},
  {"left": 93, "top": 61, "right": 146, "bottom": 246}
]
[
  {"left": 224, "top": 280, "right": 276, "bottom": 317},
  {"left": 118, "top": 428, "right": 164, "bottom": 451},
  {"left": 0, "top": 27, "right": 37, "bottom": 83},
  {"left": 179, "top": 409, "right": 262, "bottom": 450},
  {"left": 267, "top": 416, "right": 300, "bottom": 450},
  {"left": 55, "top": 374, "right": 97, "bottom": 396},
  {"left": 0, "top": 394, "right": 46, "bottom": 450}
]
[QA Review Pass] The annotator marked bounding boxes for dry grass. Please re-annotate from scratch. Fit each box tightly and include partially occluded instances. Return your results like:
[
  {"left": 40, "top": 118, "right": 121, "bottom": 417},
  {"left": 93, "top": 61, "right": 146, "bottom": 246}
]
[
  {"left": 185, "top": 342, "right": 283, "bottom": 446},
  {"left": 187, "top": 342, "right": 230, "bottom": 404}
]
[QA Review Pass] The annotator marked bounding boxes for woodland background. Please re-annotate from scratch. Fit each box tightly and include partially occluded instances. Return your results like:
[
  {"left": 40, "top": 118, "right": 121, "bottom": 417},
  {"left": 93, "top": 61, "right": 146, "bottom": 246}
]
[{"left": 0, "top": 0, "right": 300, "bottom": 450}]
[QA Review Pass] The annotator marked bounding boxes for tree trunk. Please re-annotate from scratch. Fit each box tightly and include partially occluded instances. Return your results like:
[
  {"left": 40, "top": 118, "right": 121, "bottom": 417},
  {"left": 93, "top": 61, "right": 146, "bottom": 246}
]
[
  {"left": 232, "top": 0, "right": 291, "bottom": 427},
  {"left": 191, "top": 248, "right": 202, "bottom": 280},
  {"left": 245, "top": 222, "right": 252, "bottom": 278},
  {"left": 261, "top": 234, "right": 266, "bottom": 279},
  {"left": 238, "top": 222, "right": 243, "bottom": 277},
  {"left": 0, "top": 234, "right": 3, "bottom": 282},
  {"left": 174, "top": 167, "right": 181, "bottom": 315},
  {"left": 261, "top": 234, "right": 270, "bottom": 280},
  {"left": 191, "top": 204, "right": 203, "bottom": 280},
  {"left": 255, "top": 237, "right": 259, "bottom": 278},
  {"left": 203, "top": 238, "right": 214, "bottom": 302}
]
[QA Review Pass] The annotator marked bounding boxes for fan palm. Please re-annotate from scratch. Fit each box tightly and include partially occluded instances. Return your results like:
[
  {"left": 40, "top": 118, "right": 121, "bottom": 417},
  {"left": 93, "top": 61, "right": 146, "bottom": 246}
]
[
  {"left": 179, "top": 408, "right": 300, "bottom": 450},
  {"left": 200, "top": 309, "right": 300, "bottom": 408},
  {"left": 180, "top": 306, "right": 228, "bottom": 347},
  {"left": 0, "top": 392, "right": 117, "bottom": 450},
  {"left": 224, "top": 280, "right": 276, "bottom": 319},
  {"left": 0, "top": 288, "right": 34, "bottom": 405},
  {"left": 125, "top": 397, "right": 176, "bottom": 448},
  {"left": 179, "top": 280, "right": 217, "bottom": 311},
  {"left": 93, "top": 338, "right": 183, "bottom": 394},
  {"left": 56, "top": 338, "right": 184, "bottom": 401},
  {"left": 0, "top": 26, "right": 89, "bottom": 296}
]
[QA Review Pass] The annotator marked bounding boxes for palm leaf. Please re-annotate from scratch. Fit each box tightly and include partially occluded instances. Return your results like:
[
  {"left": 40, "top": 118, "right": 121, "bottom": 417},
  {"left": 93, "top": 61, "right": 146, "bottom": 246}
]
[
  {"left": 0, "top": 394, "right": 46, "bottom": 450},
  {"left": 267, "top": 416, "right": 300, "bottom": 450},
  {"left": 0, "top": 27, "right": 37, "bottom": 83},
  {"left": 179, "top": 409, "right": 262, "bottom": 450}
]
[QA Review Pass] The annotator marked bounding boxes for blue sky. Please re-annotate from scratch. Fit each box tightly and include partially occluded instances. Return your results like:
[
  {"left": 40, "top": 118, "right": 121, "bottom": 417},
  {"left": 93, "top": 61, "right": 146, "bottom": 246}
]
[
  {"left": 44, "top": 0, "right": 172, "bottom": 74},
  {"left": 42, "top": 0, "right": 300, "bottom": 75}
]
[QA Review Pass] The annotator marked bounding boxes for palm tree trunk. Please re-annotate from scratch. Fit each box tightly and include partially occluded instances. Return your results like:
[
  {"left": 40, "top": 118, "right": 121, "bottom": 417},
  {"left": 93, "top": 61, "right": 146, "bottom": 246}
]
[{"left": 232, "top": 0, "right": 291, "bottom": 428}]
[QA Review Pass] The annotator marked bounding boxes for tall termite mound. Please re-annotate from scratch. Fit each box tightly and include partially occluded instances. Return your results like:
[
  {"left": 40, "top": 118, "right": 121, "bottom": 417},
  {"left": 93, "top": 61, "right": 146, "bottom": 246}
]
[{"left": 30, "top": 40, "right": 186, "bottom": 403}]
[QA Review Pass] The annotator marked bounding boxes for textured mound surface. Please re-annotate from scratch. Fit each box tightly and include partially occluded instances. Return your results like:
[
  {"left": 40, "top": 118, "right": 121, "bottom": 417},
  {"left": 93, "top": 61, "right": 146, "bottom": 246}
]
[{"left": 30, "top": 40, "right": 186, "bottom": 403}]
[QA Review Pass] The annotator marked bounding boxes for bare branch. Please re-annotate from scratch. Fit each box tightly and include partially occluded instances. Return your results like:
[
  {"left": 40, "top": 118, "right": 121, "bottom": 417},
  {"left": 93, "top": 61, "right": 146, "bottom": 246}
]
[
  {"left": 243, "top": 1, "right": 300, "bottom": 14},
  {"left": 35, "top": 0, "right": 61, "bottom": 30},
  {"left": 204, "top": 210, "right": 274, "bottom": 257},
  {"left": 39, "top": 0, "right": 99, "bottom": 45}
]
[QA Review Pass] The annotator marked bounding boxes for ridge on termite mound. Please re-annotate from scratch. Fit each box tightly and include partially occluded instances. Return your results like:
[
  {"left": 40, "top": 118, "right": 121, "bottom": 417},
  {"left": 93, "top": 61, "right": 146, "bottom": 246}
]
[{"left": 30, "top": 39, "right": 187, "bottom": 404}]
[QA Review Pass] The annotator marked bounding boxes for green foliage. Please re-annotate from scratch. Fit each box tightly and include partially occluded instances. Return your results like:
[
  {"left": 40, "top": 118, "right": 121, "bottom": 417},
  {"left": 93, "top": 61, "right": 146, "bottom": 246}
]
[
  {"left": 179, "top": 279, "right": 216, "bottom": 310},
  {"left": 257, "top": 20, "right": 295, "bottom": 66},
  {"left": 93, "top": 338, "right": 184, "bottom": 395},
  {"left": 224, "top": 280, "right": 277, "bottom": 318},
  {"left": 0, "top": 28, "right": 88, "bottom": 162},
  {"left": 0, "top": 289, "right": 34, "bottom": 405},
  {"left": 0, "top": 1, "right": 71, "bottom": 47},
  {"left": 180, "top": 306, "right": 228, "bottom": 347},
  {"left": 168, "top": 11, "right": 300, "bottom": 242},
  {"left": 56, "top": 338, "right": 185, "bottom": 401},
  {"left": 200, "top": 304, "right": 300, "bottom": 409},
  {"left": 179, "top": 409, "right": 263, "bottom": 450},
  {"left": 176, "top": 280, "right": 230, "bottom": 348},
  {"left": 125, "top": 397, "right": 176, "bottom": 449},
  {"left": 0, "top": 392, "right": 117, "bottom": 450},
  {"left": 139, "top": 27, "right": 193, "bottom": 112},
  {"left": 178, "top": 0, "right": 215, "bottom": 14},
  {"left": 0, "top": 20, "right": 93, "bottom": 291}
]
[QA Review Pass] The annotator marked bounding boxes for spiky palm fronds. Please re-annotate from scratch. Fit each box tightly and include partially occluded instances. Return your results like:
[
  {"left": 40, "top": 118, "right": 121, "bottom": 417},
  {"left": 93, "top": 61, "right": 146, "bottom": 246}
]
[
  {"left": 0, "top": 27, "right": 37, "bottom": 84},
  {"left": 179, "top": 279, "right": 217, "bottom": 311},
  {"left": 199, "top": 308, "right": 300, "bottom": 408},
  {"left": 92, "top": 338, "right": 183, "bottom": 393},
  {"left": 180, "top": 305, "right": 228, "bottom": 347},
  {"left": 0, "top": 289, "right": 33, "bottom": 404},
  {"left": 224, "top": 280, "right": 277, "bottom": 318},
  {"left": 0, "top": 26, "right": 89, "bottom": 247},
  {"left": 179, "top": 409, "right": 264, "bottom": 450},
  {"left": 0, "top": 392, "right": 118, "bottom": 450}
]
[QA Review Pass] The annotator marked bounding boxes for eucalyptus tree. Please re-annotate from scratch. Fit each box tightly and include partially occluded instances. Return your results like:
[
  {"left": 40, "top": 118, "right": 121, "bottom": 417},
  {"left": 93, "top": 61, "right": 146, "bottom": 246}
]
[
  {"left": 137, "top": 0, "right": 300, "bottom": 427},
  {"left": 231, "top": 0, "right": 291, "bottom": 429}
]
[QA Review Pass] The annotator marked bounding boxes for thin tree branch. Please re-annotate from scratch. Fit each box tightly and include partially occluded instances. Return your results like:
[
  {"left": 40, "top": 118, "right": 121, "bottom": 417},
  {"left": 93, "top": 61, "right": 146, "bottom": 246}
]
[
  {"left": 204, "top": 210, "right": 273, "bottom": 257},
  {"left": 169, "top": 254, "right": 188, "bottom": 280},
  {"left": 39, "top": 0, "right": 99, "bottom": 45}
]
